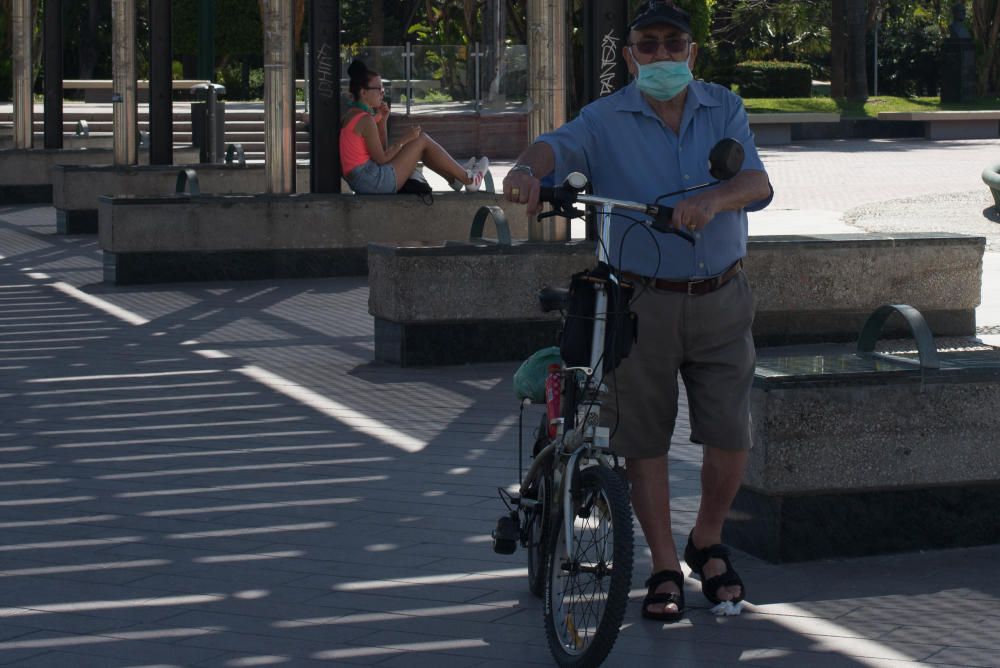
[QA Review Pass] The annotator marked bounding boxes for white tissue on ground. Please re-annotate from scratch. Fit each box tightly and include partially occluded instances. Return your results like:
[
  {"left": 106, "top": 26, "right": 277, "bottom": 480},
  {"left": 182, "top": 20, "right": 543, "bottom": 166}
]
[{"left": 709, "top": 600, "right": 746, "bottom": 616}]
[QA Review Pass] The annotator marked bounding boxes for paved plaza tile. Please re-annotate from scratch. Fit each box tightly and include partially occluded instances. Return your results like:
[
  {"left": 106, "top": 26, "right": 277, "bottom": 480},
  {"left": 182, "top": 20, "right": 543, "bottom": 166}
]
[{"left": 1, "top": 138, "right": 999, "bottom": 666}]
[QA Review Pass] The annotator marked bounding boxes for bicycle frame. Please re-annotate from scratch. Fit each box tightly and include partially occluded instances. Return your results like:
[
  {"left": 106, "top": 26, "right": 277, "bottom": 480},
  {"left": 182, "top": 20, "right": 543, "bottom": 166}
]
[{"left": 522, "top": 194, "right": 657, "bottom": 557}]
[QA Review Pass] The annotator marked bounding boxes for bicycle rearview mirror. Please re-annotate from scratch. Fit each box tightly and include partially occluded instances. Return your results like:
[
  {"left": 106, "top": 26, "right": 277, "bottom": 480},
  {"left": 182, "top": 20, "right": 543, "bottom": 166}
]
[{"left": 708, "top": 138, "right": 745, "bottom": 181}]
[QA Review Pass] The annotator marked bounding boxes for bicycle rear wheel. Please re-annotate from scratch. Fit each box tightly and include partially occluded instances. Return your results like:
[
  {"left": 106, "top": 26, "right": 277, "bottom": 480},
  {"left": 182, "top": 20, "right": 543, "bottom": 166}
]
[{"left": 544, "top": 465, "right": 633, "bottom": 667}]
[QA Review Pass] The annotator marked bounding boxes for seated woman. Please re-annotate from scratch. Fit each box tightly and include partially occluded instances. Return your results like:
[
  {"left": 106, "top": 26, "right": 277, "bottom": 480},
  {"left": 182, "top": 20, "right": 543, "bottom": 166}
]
[{"left": 341, "top": 60, "right": 489, "bottom": 194}]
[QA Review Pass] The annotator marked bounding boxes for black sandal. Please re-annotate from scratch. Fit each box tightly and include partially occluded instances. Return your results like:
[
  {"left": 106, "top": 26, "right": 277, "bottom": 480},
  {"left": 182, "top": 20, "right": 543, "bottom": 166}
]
[
  {"left": 641, "top": 569, "right": 685, "bottom": 623},
  {"left": 683, "top": 530, "right": 745, "bottom": 605}
]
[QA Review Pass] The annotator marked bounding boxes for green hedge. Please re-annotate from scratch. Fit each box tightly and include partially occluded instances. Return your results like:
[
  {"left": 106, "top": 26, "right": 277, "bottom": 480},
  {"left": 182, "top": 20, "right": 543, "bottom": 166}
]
[{"left": 734, "top": 61, "right": 812, "bottom": 98}]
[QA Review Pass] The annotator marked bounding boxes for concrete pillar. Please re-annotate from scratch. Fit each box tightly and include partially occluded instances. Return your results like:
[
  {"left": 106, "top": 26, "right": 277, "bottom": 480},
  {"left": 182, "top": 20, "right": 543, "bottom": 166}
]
[
  {"left": 111, "top": 0, "right": 138, "bottom": 166},
  {"left": 262, "top": 0, "right": 296, "bottom": 194},
  {"left": 44, "top": 0, "right": 64, "bottom": 149},
  {"left": 527, "top": 0, "right": 567, "bottom": 138},
  {"left": 12, "top": 0, "right": 33, "bottom": 149},
  {"left": 149, "top": 0, "right": 173, "bottom": 165},
  {"left": 308, "top": 0, "right": 342, "bottom": 193}
]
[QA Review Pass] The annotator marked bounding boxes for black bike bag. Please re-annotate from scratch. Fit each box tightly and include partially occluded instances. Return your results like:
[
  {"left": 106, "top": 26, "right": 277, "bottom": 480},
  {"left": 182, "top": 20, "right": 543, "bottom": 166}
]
[{"left": 559, "top": 263, "right": 637, "bottom": 374}]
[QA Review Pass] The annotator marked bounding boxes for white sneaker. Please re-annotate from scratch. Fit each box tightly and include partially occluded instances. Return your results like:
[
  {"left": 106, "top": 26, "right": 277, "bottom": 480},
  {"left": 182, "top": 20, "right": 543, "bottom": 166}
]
[
  {"left": 451, "top": 157, "right": 477, "bottom": 191},
  {"left": 466, "top": 156, "right": 490, "bottom": 192}
]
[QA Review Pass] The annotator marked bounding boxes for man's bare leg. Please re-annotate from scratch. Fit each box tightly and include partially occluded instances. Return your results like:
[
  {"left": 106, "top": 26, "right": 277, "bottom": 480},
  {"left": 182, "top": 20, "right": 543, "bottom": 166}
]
[
  {"left": 627, "top": 455, "right": 682, "bottom": 616},
  {"left": 691, "top": 446, "right": 749, "bottom": 602}
]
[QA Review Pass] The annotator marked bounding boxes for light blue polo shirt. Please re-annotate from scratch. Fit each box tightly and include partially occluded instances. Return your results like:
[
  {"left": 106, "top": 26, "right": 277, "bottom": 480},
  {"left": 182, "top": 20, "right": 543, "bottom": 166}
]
[{"left": 537, "top": 79, "right": 771, "bottom": 279}]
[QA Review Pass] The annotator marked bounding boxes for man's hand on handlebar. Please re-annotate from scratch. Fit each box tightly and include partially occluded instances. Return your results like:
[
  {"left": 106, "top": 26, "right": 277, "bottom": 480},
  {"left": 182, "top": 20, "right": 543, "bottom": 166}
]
[
  {"left": 503, "top": 172, "right": 543, "bottom": 217},
  {"left": 670, "top": 190, "right": 721, "bottom": 234}
]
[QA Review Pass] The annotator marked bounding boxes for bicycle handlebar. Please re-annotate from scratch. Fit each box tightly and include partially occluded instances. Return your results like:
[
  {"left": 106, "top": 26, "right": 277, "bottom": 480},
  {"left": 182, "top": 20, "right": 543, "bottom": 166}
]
[
  {"left": 528, "top": 139, "right": 746, "bottom": 248},
  {"left": 538, "top": 182, "right": 694, "bottom": 244}
]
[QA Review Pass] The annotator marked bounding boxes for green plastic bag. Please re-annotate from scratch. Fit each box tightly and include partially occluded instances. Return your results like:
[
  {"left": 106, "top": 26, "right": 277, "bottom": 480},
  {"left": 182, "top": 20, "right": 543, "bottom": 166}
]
[{"left": 513, "top": 346, "right": 562, "bottom": 402}]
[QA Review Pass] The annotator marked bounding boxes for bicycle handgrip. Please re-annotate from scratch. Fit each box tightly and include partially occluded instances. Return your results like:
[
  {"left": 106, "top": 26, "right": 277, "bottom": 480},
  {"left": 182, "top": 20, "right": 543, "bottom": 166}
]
[
  {"left": 650, "top": 206, "right": 695, "bottom": 244},
  {"left": 538, "top": 186, "right": 578, "bottom": 206}
]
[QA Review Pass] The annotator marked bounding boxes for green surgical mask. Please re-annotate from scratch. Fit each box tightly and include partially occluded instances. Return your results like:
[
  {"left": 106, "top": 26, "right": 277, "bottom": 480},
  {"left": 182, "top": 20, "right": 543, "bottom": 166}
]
[{"left": 632, "top": 51, "right": 693, "bottom": 101}]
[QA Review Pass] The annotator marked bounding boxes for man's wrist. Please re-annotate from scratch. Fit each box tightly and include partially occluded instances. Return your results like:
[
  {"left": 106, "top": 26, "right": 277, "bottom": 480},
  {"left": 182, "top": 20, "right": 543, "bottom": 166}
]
[{"left": 509, "top": 164, "right": 534, "bottom": 177}]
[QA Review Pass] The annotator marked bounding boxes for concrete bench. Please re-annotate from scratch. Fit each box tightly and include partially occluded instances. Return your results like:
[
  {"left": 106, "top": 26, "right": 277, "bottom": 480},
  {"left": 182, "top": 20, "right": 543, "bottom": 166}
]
[
  {"left": 99, "top": 192, "right": 530, "bottom": 284},
  {"left": 984, "top": 162, "right": 1000, "bottom": 212},
  {"left": 370, "top": 241, "right": 596, "bottom": 366},
  {"left": 368, "top": 232, "right": 984, "bottom": 366},
  {"left": 0, "top": 145, "right": 200, "bottom": 204},
  {"left": 0, "top": 132, "right": 117, "bottom": 151},
  {"left": 53, "top": 163, "right": 312, "bottom": 234},
  {"left": 877, "top": 111, "right": 1000, "bottom": 140},
  {"left": 748, "top": 112, "right": 840, "bottom": 145},
  {"left": 725, "top": 307, "right": 1000, "bottom": 562},
  {"left": 63, "top": 79, "right": 212, "bottom": 103},
  {"left": 745, "top": 233, "right": 983, "bottom": 345}
]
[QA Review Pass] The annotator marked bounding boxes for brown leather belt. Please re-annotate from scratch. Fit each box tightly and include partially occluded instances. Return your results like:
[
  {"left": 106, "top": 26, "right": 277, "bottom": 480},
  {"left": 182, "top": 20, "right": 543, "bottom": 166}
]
[{"left": 623, "top": 260, "right": 743, "bottom": 296}]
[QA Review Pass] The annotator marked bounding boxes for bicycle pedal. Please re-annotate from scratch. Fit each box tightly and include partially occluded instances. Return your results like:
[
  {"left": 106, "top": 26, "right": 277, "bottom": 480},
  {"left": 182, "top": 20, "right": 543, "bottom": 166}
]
[{"left": 491, "top": 513, "right": 520, "bottom": 555}]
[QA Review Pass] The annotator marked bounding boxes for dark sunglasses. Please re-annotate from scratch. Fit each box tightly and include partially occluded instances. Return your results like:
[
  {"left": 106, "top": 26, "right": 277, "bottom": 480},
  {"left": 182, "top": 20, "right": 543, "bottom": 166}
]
[
  {"left": 629, "top": 37, "right": 690, "bottom": 56},
  {"left": 364, "top": 86, "right": 385, "bottom": 93}
]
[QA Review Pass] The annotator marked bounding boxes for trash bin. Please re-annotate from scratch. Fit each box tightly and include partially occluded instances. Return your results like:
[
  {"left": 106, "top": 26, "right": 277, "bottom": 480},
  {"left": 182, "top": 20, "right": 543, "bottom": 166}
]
[{"left": 190, "top": 83, "right": 226, "bottom": 163}]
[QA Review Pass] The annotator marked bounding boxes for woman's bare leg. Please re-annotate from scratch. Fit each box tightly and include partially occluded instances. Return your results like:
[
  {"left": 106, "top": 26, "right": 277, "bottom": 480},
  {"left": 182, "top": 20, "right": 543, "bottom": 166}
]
[
  {"left": 389, "top": 133, "right": 472, "bottom": 191},
  {"left": 388, "top": 140, "right": 426, "bottom": 191},
  {"left": 392, "top": 133, "right": 470, "bottom": 185}
]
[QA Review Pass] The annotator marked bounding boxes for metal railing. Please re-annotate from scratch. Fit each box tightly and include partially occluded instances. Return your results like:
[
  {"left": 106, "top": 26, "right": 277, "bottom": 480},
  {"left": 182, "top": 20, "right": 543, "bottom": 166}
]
[{"left": 303, "top": 43, "right": 529, "bottom": 115}]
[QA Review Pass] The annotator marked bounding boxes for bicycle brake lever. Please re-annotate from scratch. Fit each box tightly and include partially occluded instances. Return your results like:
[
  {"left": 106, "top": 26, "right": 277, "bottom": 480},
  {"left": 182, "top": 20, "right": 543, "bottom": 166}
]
[
  {"left": 536, "top": 206, "right": 579, "bottom": 222},
  {"left": 671, "top": 227, "right": 696, "bottom": 244}
]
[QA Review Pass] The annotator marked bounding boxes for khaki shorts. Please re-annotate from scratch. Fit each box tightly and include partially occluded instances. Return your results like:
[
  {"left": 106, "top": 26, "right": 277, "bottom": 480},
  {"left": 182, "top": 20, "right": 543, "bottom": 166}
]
[{"left": 600, "top": 270, "right": 755, "bottom": 458}]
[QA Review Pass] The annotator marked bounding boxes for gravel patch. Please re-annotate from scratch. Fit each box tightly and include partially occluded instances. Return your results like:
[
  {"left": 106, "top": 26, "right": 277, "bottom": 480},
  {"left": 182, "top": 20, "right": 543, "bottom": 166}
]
[{"left": 843, "top": 190, "right": 1000, "bottom": 251}]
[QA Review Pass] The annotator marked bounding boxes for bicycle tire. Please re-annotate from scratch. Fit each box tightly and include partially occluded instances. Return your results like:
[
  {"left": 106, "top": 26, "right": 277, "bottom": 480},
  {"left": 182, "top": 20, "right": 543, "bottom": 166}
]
[
  {"left": 525, "top": 462, "right": 552, "bottom": 598},
  {"left": 544, "top": 464, "right": 634, "bottom": 667}
]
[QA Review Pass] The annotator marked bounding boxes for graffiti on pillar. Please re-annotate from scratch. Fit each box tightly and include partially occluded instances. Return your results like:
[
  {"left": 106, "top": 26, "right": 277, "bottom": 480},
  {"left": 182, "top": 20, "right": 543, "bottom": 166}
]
[
  {"left": 599, "top": 30, "right": 620, "bottom": 96},
  {"left": 316, "top": 42, "right": 336, "bottom": 99}
]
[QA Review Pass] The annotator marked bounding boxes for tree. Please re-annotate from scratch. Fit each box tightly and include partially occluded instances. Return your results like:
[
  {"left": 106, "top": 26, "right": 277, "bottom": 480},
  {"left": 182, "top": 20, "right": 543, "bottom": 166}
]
[
  {"left": 831, "top": 0, "right": 846, "bottom": 97},
  {"left": 874, "top": 1, "right": 948, "bottom": 96},
  {"left": 971, "top": 0, "right": 1000, "bottom": 94},
  {"left": 712, "top": 0, "right": 829, "bottom": 76},
  {"left": 845, "top": 0, "right": 867, "bottom": 100}
]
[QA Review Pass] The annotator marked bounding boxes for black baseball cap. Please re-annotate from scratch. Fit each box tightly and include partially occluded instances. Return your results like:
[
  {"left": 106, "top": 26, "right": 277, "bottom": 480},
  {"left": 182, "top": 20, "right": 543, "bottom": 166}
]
[{"left": 629, "top": 1, "right": 693, "bottom": 35}]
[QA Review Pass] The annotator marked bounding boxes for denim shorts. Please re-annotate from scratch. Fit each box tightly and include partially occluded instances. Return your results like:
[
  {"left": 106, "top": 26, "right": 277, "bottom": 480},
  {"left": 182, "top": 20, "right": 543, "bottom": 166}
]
[{"left": 346, "top": 160, "right": 397, "bottom": 194}]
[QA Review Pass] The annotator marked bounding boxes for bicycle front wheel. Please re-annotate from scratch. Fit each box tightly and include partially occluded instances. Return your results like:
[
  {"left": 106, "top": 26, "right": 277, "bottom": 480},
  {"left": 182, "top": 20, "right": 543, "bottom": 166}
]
[
  {"left": 525, "top": 462, "right": 552, "bottom": 598},
  {"left": 544, "top": 465, "right": 634, "bottom": 667}
]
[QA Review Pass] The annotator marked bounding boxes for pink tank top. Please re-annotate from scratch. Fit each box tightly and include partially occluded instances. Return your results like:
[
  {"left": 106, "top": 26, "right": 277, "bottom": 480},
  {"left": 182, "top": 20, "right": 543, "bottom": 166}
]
[{"left": 340, "top": 112, "right": 372, "bottom": 175}]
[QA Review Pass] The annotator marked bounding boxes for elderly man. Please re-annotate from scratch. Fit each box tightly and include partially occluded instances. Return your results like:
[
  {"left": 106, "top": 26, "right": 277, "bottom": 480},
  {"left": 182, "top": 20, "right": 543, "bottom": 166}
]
[{"left": 503, "top": 0, "right": 772, "bottom": 622}]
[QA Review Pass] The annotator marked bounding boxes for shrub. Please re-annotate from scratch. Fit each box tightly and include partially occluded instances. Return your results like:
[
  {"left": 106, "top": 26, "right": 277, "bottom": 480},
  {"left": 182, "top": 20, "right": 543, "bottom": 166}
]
[
  {"left": 215, "top": 63, "right": 264, "bottom": 100},
  {"left": 734, "top": 60, "right": 812, "bottom": 98}
]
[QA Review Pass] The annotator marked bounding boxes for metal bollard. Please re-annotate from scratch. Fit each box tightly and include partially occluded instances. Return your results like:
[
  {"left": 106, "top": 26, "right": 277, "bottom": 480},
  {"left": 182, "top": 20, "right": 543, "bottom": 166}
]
[{"left": 190, "top": 82, "right": 227, "bottom": 163}]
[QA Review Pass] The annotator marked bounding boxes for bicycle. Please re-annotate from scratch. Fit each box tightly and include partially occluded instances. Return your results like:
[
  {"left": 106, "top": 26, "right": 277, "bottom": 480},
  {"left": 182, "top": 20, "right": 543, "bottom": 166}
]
[{"left": 492, "top": 139, "right": 746, "bottom": 667}]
